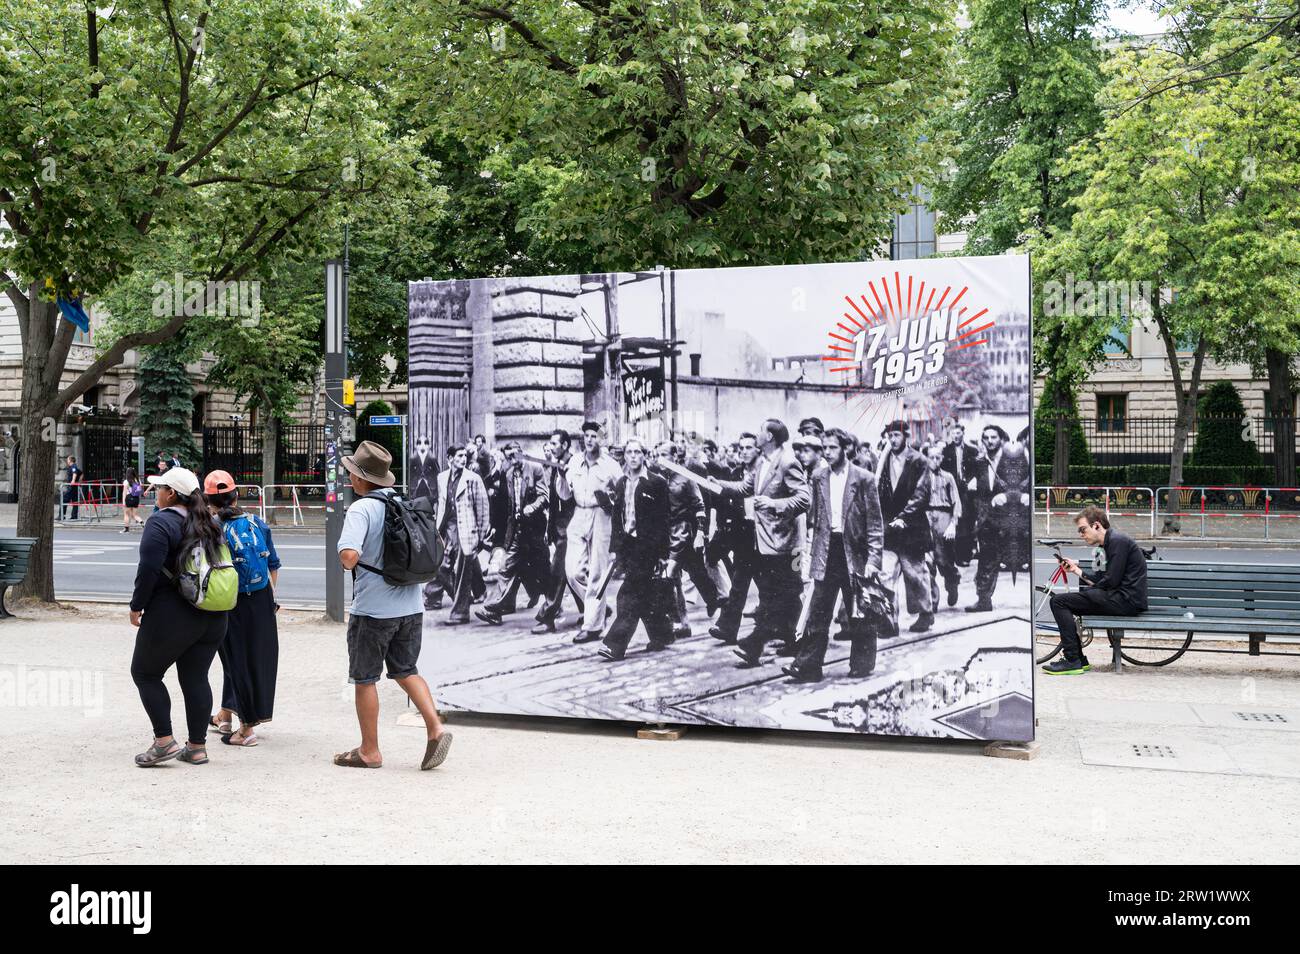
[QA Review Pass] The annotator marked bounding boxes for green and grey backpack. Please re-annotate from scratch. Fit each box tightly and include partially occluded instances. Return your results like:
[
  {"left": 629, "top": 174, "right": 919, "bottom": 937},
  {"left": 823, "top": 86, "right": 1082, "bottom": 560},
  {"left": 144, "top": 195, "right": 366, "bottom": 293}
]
[{"left": 166, "top": 538, "right": 239, "bottom": 612}]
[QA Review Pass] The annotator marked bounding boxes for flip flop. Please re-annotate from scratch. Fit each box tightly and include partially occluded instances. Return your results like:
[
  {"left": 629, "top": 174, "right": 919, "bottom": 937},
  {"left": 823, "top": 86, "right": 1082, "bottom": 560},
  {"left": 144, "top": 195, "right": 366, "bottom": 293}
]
[
  {"left": 421, "top": 732, "right": 453, "bottom": 771},
  {"left": 209, "top": 716, "right": 232, "bottom": 735},
  {"left": 134, "top": 740, "right": 180, "bottom": 767},
  {"left": 333, "top": 747, "right": 381, "bottom": 769},
  {"left": 221, "top": 731, "right": 259, "bottom": 747}
]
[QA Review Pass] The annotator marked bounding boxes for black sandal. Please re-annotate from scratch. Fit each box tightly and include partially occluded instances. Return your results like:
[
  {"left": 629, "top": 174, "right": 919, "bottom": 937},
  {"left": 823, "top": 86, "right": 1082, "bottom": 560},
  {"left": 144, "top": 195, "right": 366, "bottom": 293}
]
[{"left": 134, "top": 739, "right": 181, "bottom": 767}]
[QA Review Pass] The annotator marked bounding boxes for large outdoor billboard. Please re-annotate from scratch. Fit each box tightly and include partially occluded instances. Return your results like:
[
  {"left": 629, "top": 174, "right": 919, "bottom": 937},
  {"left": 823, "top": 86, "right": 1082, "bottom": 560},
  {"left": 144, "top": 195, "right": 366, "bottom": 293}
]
[{"left": 408, "top": 255, "right": 1034, "bottom": 741}]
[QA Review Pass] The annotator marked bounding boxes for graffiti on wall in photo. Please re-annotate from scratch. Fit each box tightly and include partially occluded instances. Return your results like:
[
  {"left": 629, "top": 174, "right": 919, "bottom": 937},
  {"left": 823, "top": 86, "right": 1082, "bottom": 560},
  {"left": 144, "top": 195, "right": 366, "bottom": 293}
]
[{"left": 407, "top": 255, "right": 1033, "bottom": 742}]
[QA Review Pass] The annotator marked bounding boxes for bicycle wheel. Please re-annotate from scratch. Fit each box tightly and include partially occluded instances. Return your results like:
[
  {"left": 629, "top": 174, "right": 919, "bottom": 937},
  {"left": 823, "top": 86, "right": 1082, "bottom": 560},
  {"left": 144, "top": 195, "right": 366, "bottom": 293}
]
[
  {"left": 1036, "top": 616, "right": 1091, "bottom": 663},
  {"left": 1117, "top": 630, "right": 1194, "bottom": 667},
  {"left": 1035, "top": 639, "right": 1062, "bottom": 664}
]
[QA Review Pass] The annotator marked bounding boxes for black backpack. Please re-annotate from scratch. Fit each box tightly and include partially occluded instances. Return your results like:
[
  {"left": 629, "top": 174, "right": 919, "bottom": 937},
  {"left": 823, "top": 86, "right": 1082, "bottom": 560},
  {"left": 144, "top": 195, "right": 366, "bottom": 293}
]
[{"left": 355, "top": 490, "right": 441, "bottom": 586}]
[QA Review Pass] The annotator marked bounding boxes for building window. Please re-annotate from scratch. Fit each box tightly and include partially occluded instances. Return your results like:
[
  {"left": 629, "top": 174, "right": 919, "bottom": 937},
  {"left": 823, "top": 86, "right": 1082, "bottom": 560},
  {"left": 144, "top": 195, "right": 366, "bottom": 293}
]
[
  {"left": 1097, "top": 394, "right": 1127, "bottom": 433},
  {"left": 191, "top": 395, "right": 206, "bottom": 431},
  {"left": 891, "top": 184, "right": 937, "bottom": 260},
  {"left": 1103, "top": 319, "right": 1131, "bottom": 355},
  {"left": 249, "top": 405, "right": 258, "bottom": 431}
]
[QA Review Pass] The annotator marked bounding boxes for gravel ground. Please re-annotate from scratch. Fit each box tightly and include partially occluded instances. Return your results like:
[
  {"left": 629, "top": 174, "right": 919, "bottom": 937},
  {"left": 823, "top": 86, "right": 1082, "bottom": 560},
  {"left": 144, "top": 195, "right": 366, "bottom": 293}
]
[{"left": 2, "top": 600, "right": 1298, "bottom": 865}]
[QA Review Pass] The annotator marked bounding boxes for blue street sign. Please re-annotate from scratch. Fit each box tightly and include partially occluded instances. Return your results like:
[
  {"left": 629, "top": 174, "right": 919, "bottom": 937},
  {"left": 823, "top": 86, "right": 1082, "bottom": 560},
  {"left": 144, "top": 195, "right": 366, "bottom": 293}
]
[{"left": 368, "top": 415, "right": 402, "bottom": 426}]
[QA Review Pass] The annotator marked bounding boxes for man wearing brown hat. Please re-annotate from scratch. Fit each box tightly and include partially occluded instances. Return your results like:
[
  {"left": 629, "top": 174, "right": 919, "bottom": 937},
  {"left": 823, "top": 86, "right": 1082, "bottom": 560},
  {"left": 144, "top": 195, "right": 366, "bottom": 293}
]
[{"left": 335, "top": 440, "right": 452, "bottom": 771}]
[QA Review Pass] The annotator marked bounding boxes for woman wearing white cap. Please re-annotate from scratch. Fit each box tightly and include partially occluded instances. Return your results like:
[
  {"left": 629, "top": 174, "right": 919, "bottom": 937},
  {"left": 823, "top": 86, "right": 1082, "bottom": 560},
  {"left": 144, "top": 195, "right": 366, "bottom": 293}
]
[{"left": 129, "top": 467, "right": 230, "bottom": 767}]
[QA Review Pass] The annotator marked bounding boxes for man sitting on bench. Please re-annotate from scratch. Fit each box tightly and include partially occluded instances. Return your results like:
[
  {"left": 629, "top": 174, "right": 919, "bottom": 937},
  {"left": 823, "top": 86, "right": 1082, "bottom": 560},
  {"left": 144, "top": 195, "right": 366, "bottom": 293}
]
[{"left": 1046, "top": 505, "right": 1148, "bottom": 675}]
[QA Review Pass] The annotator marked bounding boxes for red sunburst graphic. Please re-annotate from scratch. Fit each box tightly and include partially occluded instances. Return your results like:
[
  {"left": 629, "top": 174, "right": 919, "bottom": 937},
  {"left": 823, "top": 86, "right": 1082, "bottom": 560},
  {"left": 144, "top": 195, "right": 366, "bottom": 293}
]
[{"left": 822, "top": 270, "right": 995, "bottom": 432}]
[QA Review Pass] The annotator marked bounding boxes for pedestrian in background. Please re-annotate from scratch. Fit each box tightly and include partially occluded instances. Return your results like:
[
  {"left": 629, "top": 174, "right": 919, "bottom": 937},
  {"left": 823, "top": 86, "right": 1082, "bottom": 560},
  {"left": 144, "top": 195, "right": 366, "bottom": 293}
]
[
  {"left": 121, "top": 467, "right": 145, "bottom": 532},
  {"left": 60, "top": 454, "right": 83, "bottom": 521},
  {"left": 204, "top": 470, "right": 280, "bottom": 747},
  {"left": 129, "top": 467, "right": 229, "bottom": 767}
]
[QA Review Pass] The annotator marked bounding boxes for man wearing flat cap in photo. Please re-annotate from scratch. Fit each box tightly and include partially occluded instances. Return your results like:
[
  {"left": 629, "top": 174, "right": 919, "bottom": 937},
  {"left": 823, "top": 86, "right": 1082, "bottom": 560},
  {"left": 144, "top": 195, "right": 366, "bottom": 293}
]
[
  {"left": 877, "top": 419, "right": 934, "bottom": 633},
  {"left": 965, "top": 423, "right": 1031, "bottom": 613},
  {"left": 793, "top": 432, "right": 826, "bottom": 481}
]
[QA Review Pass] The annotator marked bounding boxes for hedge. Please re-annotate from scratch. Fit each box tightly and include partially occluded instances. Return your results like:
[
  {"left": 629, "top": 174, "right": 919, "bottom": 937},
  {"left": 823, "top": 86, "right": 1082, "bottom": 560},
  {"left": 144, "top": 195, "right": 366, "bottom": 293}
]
[{"left": 1032, "top": 464, "right": 1284, "bottom": 487}]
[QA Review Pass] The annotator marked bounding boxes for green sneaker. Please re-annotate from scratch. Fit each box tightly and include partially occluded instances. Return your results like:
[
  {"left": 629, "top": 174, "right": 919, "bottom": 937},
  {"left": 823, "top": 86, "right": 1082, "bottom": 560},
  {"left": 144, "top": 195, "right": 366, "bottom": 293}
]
[{"left": 1042, "top": 657, "right": 1091, "bottom": 675}]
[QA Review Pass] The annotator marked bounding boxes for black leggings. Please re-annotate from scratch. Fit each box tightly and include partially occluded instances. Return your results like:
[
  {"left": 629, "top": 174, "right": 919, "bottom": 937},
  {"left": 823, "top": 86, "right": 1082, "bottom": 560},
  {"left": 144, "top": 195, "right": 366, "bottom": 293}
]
[{"left": 131, "top": 588, "right": 228, "bottom": 744}]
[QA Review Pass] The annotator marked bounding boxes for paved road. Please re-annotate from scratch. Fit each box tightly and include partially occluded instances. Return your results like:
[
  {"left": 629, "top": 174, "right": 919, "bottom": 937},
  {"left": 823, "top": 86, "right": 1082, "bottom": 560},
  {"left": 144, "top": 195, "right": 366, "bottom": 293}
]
[
  {"left": 1, "top": 524, "right": 338, "bottom": 609},
  {"left": 6, "top": 523, "right": 1300, "bottom": 610}
]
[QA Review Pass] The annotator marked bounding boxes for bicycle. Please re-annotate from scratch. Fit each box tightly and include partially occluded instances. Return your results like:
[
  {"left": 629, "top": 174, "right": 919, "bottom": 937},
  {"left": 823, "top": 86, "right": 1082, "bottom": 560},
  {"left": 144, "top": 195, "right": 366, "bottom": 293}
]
[
  {"left": 1033, "top": 538, "right": 1093, "bottom": 663},
  {"left": 1036, "top": 539, "right": 1181, "bottom": 666}
]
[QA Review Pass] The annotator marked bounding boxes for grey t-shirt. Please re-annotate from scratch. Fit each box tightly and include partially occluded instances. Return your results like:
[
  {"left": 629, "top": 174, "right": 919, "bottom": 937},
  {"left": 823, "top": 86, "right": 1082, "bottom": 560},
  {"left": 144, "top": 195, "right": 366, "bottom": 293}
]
[{"left": 338, "top": 489, "right": 424, "bottom": 619}]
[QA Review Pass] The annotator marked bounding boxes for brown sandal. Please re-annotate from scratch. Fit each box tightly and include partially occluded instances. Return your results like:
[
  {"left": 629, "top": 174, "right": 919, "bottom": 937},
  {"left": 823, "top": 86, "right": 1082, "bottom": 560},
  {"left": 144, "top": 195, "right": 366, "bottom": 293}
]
[
  {"left": 333, "top": 747, "right": 381, "bottom": 769},
  {"left": 421, "top": 732, "right": 453, "bottom": 770}
]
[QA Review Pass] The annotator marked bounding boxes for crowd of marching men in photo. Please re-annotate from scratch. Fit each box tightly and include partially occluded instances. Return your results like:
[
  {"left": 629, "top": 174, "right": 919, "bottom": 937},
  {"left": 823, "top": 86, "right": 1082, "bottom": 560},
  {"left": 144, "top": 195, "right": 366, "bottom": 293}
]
[{"left": 413, "top": 413, "right": 1032, "bottom": 683}]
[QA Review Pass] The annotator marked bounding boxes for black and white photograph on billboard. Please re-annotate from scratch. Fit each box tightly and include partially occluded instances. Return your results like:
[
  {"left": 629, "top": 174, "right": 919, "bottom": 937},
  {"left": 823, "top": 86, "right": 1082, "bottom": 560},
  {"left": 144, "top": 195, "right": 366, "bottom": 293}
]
[{"left": 408, "top": 256, "right": 1033, "bottom": 741}]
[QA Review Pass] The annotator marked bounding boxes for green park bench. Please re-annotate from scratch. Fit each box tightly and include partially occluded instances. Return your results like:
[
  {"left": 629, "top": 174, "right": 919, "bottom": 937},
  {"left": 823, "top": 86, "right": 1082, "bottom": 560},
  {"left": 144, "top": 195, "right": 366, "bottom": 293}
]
[
  {"left": 1079, "top": 559, "right": 1300, "bottom": 671},
  {"left": 0, "top": 537, "right": 37, "bottom": 619}
]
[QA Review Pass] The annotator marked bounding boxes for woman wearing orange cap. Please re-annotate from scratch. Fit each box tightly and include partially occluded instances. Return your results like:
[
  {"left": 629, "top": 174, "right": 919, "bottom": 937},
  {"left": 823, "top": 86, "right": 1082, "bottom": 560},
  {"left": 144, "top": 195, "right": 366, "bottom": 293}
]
[{"left": 203, "top": 470, "right": 281, "bottom": 746}]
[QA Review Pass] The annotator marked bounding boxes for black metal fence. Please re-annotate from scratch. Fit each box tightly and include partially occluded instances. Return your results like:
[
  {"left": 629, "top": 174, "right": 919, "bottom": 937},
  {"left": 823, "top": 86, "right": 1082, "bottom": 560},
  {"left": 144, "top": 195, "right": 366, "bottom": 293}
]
[
  {"left": 202, "top": 425, "right": 327, "bottom": 485},
  {"left": 1052, "top": 416, "right": 1299, "bottom": 467},
  {"left": 81, "top": 424, "right": 135, "bottom": 482}
]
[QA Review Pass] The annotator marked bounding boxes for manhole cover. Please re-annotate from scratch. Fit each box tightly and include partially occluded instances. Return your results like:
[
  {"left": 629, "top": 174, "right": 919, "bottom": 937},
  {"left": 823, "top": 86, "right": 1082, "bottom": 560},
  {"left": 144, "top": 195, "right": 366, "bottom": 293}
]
[
  {"left": 1131, "top": 743, "right": 1176, "bottom": 758},
  {"left": 1234, "top": 711, "right": 1289, "bottom": 724}
]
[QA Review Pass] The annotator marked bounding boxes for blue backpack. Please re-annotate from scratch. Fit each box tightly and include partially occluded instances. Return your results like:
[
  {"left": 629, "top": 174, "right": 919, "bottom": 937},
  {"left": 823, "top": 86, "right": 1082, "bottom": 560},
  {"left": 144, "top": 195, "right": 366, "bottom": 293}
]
[{"left": 222, "top": 513, "right": 271, "bottom": 592}]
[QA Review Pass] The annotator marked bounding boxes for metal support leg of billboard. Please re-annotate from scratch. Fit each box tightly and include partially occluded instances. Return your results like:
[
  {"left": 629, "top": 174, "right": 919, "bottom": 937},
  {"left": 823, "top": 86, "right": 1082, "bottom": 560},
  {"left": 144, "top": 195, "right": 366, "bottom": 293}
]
[{"left": 324, "top": 258, "right": 353, "bottom": 623}]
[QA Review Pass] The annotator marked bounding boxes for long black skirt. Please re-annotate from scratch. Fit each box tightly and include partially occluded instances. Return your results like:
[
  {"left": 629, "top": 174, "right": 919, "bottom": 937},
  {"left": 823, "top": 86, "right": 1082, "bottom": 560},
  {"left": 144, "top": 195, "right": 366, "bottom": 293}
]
[{"left": 217, "top": 584, "right": 279, "bottom": 725}]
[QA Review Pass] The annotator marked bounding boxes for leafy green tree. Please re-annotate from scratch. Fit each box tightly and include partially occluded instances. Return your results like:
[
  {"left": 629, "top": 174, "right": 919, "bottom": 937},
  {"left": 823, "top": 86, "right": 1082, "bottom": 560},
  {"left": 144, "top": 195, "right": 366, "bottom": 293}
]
[
  {"left": 1033, "top": 390, "right": 1090, "bottom": 470},
  {"left": 135, "top": 342, "right": 201, "bottom": 469},
  {"left": 1193, "top": 382, "right": 1260, "bottom": 467},
  {"left": 364, "top": 0, "right": 960, "bottom": 270},
  {"left": 203, "top": 306, "right": 322, "bottom": 488},
  {"left": 1135, "top": 1, "right": 1300, "bottom": 485},
  {"left": 0, "top": 0, "right": 417, "bottom": 598},
  {"left": 1055, "top": 0, "right": 1300, "bottom": 515},
  {"left": 929, "top": 0, "right": 1107, "bottom": 483}
]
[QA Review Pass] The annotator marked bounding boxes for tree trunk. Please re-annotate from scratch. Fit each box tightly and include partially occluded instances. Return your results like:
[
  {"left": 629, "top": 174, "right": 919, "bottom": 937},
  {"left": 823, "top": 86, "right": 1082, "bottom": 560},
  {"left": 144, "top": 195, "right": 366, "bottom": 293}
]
[
  {"left": 15, "top": 294, "right": 61, "bottom": 601},
  {"left": 1266, "top": 347, "right": 1296, "bottom": 487},
  {"left": 1051, "top": 378, "right": 1071, "bottom": 485},
  {"left": 1162, "top": 338, "right": 1208, "bottom": 534},
  {"left": 261, "top": 407, "right": 279, "bottom": 524},
  {"left": 1164, "top": 391, "right": 1193, "bottom": 534}
]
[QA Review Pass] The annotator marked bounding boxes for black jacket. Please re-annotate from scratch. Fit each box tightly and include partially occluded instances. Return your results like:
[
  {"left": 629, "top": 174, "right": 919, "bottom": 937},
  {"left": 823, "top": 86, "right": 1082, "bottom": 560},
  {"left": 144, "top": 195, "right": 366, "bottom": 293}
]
[
  {"left": 1084, "top": 529, "right": 1148, "bottom": 610},
  {"left": 502, "top": 461, "right": 548, "bottom": 550},
  {"left": 878, "top": 448, "right": 931, "bottom": 555},
  {"left": 611, "top": 470, "right": 669, "bottom": 568},
  {"left": 131, "top": 507, "right": 187, "bottom": 611}
]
